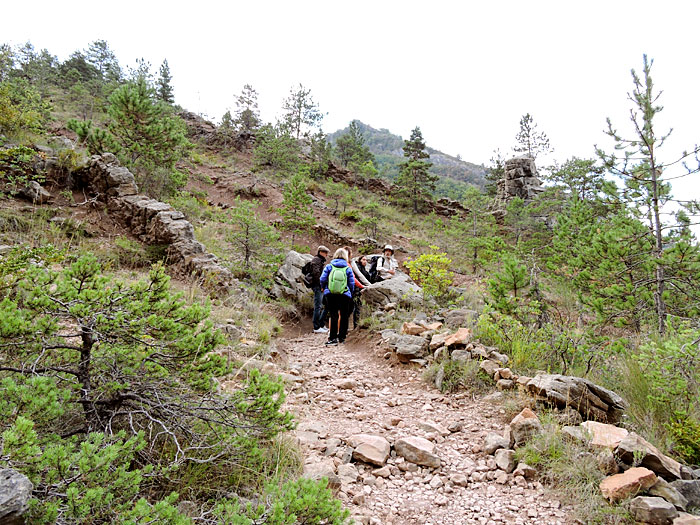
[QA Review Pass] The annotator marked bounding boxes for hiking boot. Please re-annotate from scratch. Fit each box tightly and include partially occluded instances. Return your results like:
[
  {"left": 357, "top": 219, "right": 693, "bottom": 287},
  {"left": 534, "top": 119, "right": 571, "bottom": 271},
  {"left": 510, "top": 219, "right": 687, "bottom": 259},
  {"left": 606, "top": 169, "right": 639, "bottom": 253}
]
[
  {"left": 338, "top": 339, "right": 345, "bottom": 345},
  {"left": 313, "top": 327, "right": 329, "bottom": 334},
  {"left": 325, "top": 338, "right": 338, "bottom": 346}
]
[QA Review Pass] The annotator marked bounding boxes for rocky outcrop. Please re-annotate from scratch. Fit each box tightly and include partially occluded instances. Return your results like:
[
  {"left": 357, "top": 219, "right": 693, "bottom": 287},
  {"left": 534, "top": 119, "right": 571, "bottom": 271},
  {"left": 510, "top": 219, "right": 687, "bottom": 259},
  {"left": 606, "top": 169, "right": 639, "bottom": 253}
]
[
  {"left": 0, "top": 469, "right": 32, "bottom": 524},
  {"left": 18, "top": 180, "right": 52, "bottom": 204},
  {"left": 270, "top": 250, "right": 313, "bottom": 304},
  {"left": 525, "top": 374, "right": 627, "bottom": 423},
  {"left": 496, "top": 156, "right": 544, "bottom": 205},
  {"left": 362, "top": 272, "right": 422, "bottom": 309},
  {"left": 76, "top": 154, "right": 235, "bottom": 294}
]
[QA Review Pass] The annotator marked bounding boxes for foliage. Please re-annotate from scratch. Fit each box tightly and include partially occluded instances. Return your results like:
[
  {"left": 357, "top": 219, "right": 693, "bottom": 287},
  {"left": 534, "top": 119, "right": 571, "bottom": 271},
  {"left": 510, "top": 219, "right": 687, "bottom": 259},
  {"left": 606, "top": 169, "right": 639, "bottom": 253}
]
[
  {"left": 545, "top": 157, "right": 607, "bottom": 201},
  {"left": 513, "top": 113, "right": 552, "bottom": 159},
  {"left": 0, "top": 78, "right": 52, "bottom": 136},
  {"left": 234, "top": 83, "right": 261, "bottom": 135},
  {"left": 358, "top": 200, "right": 381, "bottom": 239},
  {"left": 156, "top": 59, "right": 175, "bottom": 103},
  {"left": 395, "top": 126, "right": 436, "bottom": 213},
  {"left": 253, "top": 123, "right": 300, "bottom": 176},
  {"left": 484, "top": 148, "right": 506, "bottom": 196},
  {"left": 425, "top": 357, "right": 489, "bottom": 394},
  {"left": 68, "top": 78, "right": 190, "bottom": 196},
  {"left": 308, "top": 130, "right": 333, "bottom": 178},
  {"left": 225, "top": 197, "right": 283, "bottom": 285},
  {"left": 513, "top": 426, "right": 632, "bottom": 524},
  {"left": 213, "top": 478, "right": 350, "bottom": 524},
  {"left": 323, "top": 178, "right": 347, "bottom": 216},
  {"left": 335, "top": 120, "right": 374, "bottom": 173},
  {"left": 281, "top": 83, "right": 323, "bottom": 140},
  {"left": 405, "top": 245, "right": 453, "bottom": 306},
  {"left": 596, "top": 54, "right": 700, "bottom": 335},
  {"left": 0, "top": 145, "right": 43, "bottom": 194},
  {"left": 278, "top": 171, "right": 314, "bottom": 244},
  {"left": 486, "top": 254, "right": 530, "bottom": 315}
]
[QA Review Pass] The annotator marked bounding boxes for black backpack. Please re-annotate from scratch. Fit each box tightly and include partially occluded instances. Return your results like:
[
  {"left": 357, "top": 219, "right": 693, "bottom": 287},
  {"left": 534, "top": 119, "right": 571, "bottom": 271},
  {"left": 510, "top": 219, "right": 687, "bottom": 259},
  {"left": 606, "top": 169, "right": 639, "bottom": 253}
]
[
  {"left": 301, "top": 261, "right": 314, "bottom": 289},
  {"left": 367, "top": 255, "right": 383, "bottom": 283}
]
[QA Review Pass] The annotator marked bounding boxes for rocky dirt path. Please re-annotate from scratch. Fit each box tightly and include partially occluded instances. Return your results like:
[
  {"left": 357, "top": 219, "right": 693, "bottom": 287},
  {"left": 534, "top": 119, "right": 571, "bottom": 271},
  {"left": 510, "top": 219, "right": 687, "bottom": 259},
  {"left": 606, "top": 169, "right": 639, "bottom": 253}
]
[{"left": 278, "top": 329, "right": 573, "bottom": 525}]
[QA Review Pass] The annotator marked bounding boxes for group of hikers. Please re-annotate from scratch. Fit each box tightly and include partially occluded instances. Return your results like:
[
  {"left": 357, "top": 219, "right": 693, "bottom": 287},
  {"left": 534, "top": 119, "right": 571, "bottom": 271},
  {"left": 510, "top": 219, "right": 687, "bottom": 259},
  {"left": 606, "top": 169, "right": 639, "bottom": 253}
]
[{"left": 303, "top": 244, "right": 399, "bottom": 346}]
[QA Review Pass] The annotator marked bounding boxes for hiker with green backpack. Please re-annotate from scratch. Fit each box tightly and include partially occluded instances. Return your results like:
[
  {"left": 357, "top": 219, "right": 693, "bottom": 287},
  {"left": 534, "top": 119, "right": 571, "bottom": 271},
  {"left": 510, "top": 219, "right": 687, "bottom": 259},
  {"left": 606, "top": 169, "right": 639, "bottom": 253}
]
[{"left": 319, "top": 248, "right": 355, "bottom": 346}]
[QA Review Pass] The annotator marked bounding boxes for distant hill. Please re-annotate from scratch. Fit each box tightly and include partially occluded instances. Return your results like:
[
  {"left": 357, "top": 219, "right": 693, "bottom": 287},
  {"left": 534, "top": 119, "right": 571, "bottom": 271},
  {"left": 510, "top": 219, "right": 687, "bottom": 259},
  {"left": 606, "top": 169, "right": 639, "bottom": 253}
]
[{"left": 327, "top": 121, "right": 487, "bottom": 194}]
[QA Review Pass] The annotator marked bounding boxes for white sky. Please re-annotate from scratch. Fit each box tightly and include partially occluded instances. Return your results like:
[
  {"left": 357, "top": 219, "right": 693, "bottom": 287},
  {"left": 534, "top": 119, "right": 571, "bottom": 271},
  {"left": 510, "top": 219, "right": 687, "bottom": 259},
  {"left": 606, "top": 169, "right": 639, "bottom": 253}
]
[{"left": 4, "top": 0, "right": 699, "bottom": 198}]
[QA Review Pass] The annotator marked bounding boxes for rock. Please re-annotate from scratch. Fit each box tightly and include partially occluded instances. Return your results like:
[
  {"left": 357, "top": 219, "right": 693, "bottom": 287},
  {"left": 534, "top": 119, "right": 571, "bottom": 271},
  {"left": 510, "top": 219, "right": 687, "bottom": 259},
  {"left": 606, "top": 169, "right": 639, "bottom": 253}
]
[
  {"left": 674, "top": 514, "right": 700, "bottom": 524},
  {"left": 489, "top": 351, "right": 510, "bottom": 365},
  {"left": 451, "top": 350, "right": 471, "bottom": 362},
  {"left": 402, "top": 322, "right": 427, "bottom": 336},
  {"left": 494, "top": 449, "right": 516, "bottom": 473},
  {"left": 334, "top": 379, "right": 359, "bottom": 390},
  {"left": 429, "top": 474, "right": 443, "bottom": 489},
  {"left": 629, "top": 496, "right": 678, "bottom": 525},
  {"left": 496, "top": 368, "right": 513, "bottom": 380},
  {"left": 616, "top": 432, "right": 682, "bottom": 480},
  {"left": 362, "top": 272, "right": 422, "bottom": 309},
  {"left": 422, "top": 321, "right": 443, "bottom": 331},
  {"left": 443, "top": 308, "right": 479, "bottom": 328},
  {"left": 650, "top": 479, "right": 688, "bottom": 511},
  {"left": 596, "top": 449, "right": 620, "bottom": 475},
  {"left": 430, "top": 332, "right": 450, "bottom": 351},
  {"left": 385, "top": 334, "right": 429, "bottom": 363},
  {"left": 271, "top": 250, "right": 314, "bottom": 304},
  {"left": 418, "top": 421, "right": 450, "bottom": 437},
  {"left": 337, "top": 463, "right": 359, "bottom": 484},
  {"left": 373, "top": 466, "right": 391, "bottom": 478},
  {"left": 480, "top": 359, "right": 499, "bottom": 378},
  {"left": 445, "top": 327, "right": 471, "bottom": 348},
  {"left": 394, "top": 436, "right": 441, "bottom": 468},
  {"left": 510, "top": 408, "right": 543, "bottom": 446},
  {"left": 450, "top": 472, "right": 468, "bottom": 486},
  {"left": 562, "top": 425, "right": 590, "bottom": 444},
  {"left": 497, "top": 379, "right": 514, "bottom": 391},
  {"left": 525, "top": 374, "right": 627, "bottom": 423},
  {"left": 670, "top": 480, "right": 700, "bottom": 509},
  {"left": 513, "top": 463, "right": 537, "bottom": 479},
  {"left": 0, "top": 469, "right": 32, "bottom": 522},
  {"left": 484, "top": 432, "right": 510, "bottom": 454},
  {"left": 496, "top": 156, "right": 544, "bottom": 205},
  {"left": 483, "top": 391, "right": 504, "bottom": 403},
  {"left": 349, "top": 434, "right": 391, "bottom": 467},
  {"left": 600, "top": 467, "right": 658, "bottom": 502},
  {"left": 555, "top": 406, "right": 584, "bottom": 425},
  {"left": 303, "top": 458, "right": 340, "bottom": 489},
  {"left": 18, "top": 181, "right": 51, "bottom": 204},
  {"left": 581, "top": 421, "right": 629, "bottom": 449}
]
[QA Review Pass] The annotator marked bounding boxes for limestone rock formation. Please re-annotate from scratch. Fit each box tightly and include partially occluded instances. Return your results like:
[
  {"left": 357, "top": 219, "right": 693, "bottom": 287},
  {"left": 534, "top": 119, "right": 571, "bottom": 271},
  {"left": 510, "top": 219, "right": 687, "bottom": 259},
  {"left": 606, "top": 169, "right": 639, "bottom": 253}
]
[
  {"left": 0, "top": 469, "right": 33, "bottom": 523},
  {"left": 361, "top": 272, "right": 422, "bottom": 309},
  {"left": 496, "top": 156, "right": 544, "bottom": 205},
  {"left": 76, "top": 154, "right": 235, "bottom": 294},
  {"left": 525, "top": 374, "right": 627, "bottom": 423},
  {"left": 270, "top": 250, "right": 313, "bottom": 304}
]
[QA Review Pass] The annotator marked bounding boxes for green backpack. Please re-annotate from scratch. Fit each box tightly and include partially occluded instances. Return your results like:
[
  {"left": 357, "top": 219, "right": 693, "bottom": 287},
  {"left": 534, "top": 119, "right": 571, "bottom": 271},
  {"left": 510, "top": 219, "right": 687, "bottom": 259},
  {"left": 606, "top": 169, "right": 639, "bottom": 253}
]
[{"left": 328, "top": 264, "right": 348, "bottom": 294}]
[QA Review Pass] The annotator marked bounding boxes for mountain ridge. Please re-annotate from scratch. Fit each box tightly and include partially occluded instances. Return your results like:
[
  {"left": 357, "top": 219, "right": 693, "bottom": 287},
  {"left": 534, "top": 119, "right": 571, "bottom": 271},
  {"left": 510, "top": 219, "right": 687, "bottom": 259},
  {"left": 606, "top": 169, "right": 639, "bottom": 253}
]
[{"left": 326, "top": 120, "right": 487, "bottom": 190}]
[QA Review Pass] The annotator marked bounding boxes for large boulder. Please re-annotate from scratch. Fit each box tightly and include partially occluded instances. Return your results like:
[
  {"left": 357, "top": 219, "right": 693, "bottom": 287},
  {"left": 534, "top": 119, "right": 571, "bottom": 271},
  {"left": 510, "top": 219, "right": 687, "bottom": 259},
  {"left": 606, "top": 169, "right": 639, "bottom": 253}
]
[
  {"left": 629, "top": 496, "right": 678, "bottom": 525},
  {"left": 0, "top": 469, "right": 33, "bottom": 523},
  {"left": 348, "top": 434, "right": 391, "bottom": 467},
  {"left": 581, "top": 421, "right": 629, "bottom": 450},
  {"left": 362, "top": 272, "right": 421, "bottom": 309},
  {"left": 600, "top": 467, "right": 657, "bottom": 502},
  {"left": 394, "top": 436, "right": 441, "bottom": 468},
  {"left": 525, "top": 374, "right": 627, "bottom": 423},
  {"left": 270, "top": 251, "right": 314, "bottom": 304},
  {"left": 616, "top": 432, "right": 683, "bottom": 481},
  {"left": 496, "top": 156, "right": 544, "bottom": 205},
  {"left": 510, "top": 408, "right": 543, "bottom": 446},
  {"left": 671, "top": 480, "right": 700, "bottom": 509}
]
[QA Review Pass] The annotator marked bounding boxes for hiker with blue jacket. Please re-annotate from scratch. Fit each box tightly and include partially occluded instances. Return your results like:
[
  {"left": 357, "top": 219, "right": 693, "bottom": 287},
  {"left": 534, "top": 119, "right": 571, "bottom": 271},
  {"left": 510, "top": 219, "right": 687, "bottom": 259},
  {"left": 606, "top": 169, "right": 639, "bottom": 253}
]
[{"left": 319, "top": 248, "right": 355, "bottom": 346}]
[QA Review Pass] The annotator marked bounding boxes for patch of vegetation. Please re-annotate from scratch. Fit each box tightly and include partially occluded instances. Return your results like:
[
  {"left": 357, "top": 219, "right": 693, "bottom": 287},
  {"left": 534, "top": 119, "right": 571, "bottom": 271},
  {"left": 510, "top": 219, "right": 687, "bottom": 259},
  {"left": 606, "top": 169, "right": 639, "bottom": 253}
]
[{"left": 424, "top": 357, "right": 490, "bottom": 394}]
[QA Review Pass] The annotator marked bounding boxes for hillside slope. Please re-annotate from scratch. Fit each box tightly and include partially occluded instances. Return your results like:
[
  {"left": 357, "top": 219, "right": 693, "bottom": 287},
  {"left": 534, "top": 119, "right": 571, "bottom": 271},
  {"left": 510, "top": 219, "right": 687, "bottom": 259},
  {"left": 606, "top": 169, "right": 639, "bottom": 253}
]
[{"left": 327, "top": 121, "right": 487, "bottom": 189}]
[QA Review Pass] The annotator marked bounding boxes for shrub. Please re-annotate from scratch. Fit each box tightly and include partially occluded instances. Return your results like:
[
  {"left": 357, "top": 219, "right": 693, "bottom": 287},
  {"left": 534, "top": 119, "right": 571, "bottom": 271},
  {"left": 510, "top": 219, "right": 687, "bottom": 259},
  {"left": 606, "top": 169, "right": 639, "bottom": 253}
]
[
  {"left": 0, "top": 145, "right": 43, "bottom": 194},
  {"left": 405, "top": 245, "right": 454, "bottom": 306},
  {"left": 0, "top": 78, "right": 52, "bottom": 136},
  {"left": 425, "top": 357, "right": 490, "bottom": 394}
]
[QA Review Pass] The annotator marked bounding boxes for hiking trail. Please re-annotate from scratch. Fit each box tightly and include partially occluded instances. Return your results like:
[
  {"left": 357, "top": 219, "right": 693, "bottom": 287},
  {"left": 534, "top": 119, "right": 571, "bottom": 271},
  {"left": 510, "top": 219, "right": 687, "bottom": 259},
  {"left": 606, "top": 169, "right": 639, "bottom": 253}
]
[{"left": 278, "top": 329, "right": 573, "bottom": 525}]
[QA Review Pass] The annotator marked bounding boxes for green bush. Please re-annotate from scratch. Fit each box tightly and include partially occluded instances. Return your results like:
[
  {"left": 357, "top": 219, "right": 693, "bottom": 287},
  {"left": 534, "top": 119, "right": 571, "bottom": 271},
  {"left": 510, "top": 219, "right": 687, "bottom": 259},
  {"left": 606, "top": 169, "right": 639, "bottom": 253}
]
[
  {"left": 405, "top": 245, "right": 454, "bottom": 307},
  {"left": 425, "top": 357, "right": 490, "bottom": 394},
  {"left": 0, "top": 145, "right": 43, "bottom": 194}
]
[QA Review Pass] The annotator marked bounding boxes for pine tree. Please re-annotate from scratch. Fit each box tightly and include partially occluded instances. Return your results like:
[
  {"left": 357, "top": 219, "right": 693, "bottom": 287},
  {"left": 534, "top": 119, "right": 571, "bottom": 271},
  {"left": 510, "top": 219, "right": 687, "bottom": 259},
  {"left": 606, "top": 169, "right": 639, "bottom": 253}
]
[
  {"left": 485, "top": 148, "right": 506, "bottom": 196},
  {"left": 514, "top": 113, "right": 552, "bottom": 159},
  {"left": 234, "top": 83, "right": 260, "bottom": 135},
  {"left": 85, "top": 39, "right": 121, "bottom": 82},
  {"left": 596, "top": 55, "right": 700, "bottom": 334},
  {"left": 335, "top": 120, "right": 374, "bottom": 170},
  {"left": 278, "top": 170, "right": 314, "bottom": 244},
  {"left": 156, "top": 59, "right": 174, "bottom": 103},
  {"left": 395, "top": 126, "right": 436, "bottom": 213},
  {"left": 225, "top": 197, "right": 282, "bottom": 282},
  {"left": 282, "top": 83, "right": 323, "bottom": 139}
]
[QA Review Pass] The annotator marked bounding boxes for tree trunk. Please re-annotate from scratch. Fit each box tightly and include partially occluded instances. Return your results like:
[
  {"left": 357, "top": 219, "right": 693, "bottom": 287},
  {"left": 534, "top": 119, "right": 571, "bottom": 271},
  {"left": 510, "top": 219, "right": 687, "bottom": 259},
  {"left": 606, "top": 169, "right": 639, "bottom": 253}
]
[{"left": 650, "top": 163, "right": 666, "bottom": 335}]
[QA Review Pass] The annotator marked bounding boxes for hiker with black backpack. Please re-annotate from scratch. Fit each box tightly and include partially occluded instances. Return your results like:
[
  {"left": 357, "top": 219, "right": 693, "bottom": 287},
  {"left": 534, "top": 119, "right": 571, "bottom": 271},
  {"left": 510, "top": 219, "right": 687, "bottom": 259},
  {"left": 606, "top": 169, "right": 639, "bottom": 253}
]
[
  {"left": 302, "top": 245, "right": 330, "bottom": 334},
  {"left": 319, "top": 248, "right": 355, "bottom": 346},
  {"left": 366, "top": 245, "right": 399, "bottom": 283}
]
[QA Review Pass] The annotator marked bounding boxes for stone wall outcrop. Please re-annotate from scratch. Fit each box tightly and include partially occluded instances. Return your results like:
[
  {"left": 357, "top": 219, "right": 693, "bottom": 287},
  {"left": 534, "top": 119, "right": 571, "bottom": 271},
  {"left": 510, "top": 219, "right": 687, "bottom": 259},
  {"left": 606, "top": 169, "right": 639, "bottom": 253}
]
[
  {"left": 76, "top": 153, "right": 235, "bottom": 294},
  {"left": 496, "top": 156, "right": 544, "bottom": 205}
]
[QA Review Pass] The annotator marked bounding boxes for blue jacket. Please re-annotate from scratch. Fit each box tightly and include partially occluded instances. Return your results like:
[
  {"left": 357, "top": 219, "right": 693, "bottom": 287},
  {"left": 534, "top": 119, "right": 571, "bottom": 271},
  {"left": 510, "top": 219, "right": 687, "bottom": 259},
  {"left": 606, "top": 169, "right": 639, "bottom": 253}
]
[{"left": 320, "top": 259, "right": 355, "bottom": 298}]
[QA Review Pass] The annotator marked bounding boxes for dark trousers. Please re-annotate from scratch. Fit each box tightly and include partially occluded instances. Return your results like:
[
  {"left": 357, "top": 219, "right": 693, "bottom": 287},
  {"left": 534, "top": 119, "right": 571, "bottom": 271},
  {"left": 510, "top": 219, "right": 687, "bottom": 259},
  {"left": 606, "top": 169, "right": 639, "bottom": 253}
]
[
  {"left": 326, "top": 294, "right": 353, "bottom": 342},
  {"left": 312, "top": 287, "right": 325, "bottom": 330}
]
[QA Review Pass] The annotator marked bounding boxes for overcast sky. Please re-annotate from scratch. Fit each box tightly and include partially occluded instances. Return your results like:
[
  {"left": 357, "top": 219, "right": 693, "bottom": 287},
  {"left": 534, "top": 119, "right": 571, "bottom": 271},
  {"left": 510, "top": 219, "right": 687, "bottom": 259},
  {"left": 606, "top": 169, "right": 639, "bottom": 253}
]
[{"left": 4, "top": 1, "right": 699, "bottom": 195}]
